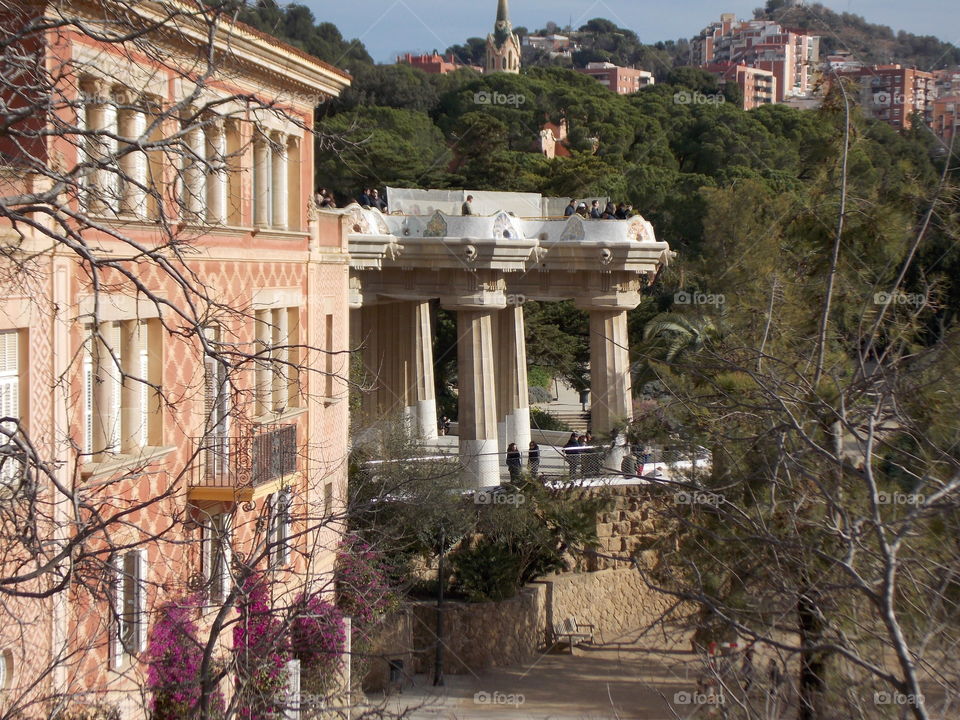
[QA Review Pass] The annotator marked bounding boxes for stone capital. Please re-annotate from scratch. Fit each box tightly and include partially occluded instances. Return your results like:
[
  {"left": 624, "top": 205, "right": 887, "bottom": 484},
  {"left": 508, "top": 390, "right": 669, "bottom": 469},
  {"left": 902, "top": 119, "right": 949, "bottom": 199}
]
[
  {"left": 574, "top": 292, "right": 643, "bottom": 311},
  {"left": 439, "top": 291, "right": 507, "bottom": 311}
]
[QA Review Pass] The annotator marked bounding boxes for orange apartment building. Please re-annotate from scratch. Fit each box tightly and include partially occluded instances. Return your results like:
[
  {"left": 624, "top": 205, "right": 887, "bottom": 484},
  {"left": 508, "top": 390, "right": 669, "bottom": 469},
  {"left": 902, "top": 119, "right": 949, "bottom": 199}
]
[
  {"left": 831, "top": 64, "right": 936, "bottom": 130},
  {"left": 703, "top": 62, "right": 777, "bottom": 110},
  {"left": 0, "top": 1, "right": 352, "bottom": 716},
  {"left": 933, "top": 96, "right": 959, "bottom": 147},
  {"left": 577, "top": 62, "right": 655, "bottom": 95},
  {"left": 692, "top": 14, "right": 819, "bottom": 103}
]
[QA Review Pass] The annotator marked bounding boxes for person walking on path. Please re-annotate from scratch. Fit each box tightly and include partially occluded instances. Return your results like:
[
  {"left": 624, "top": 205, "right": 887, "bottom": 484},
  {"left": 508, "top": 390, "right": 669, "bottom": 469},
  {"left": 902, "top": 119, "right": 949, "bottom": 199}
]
[
  {"left": 564, "top": 198, "right": 577, "bottom": 216},
  {"left": 461, "top": 195, "right": 474, "bottom": 215},
  {"left": 564, "top": 432, "right": 581, "bottom": 478},
  {"left": 506, "top": 442, "right": 522, "bottom": 483},
  {"left": 590, "top": 200, "right": 602, "bottom": 219},
  {"left": 527, "top": 441, "right": 541, "bottom": 479}
]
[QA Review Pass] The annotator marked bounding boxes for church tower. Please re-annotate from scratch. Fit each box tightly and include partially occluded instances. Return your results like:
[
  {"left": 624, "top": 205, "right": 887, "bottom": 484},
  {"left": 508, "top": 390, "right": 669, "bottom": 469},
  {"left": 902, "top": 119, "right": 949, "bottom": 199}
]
[{"left": 485, "top": 0, "right": 521, "bottom": 74}]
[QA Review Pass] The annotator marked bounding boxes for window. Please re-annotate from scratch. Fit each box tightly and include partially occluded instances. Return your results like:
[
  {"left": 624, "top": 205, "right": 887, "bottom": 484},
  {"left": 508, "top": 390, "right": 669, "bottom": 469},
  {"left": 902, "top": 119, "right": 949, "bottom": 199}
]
[
  {"left": 255, "top": 308, "right": 301, "bottom": 416},
  {"left": 0, "top": 648, "right": 12, "bottom": 691},
  {"left": 324, "top": 314, "right": 334, "bottom": 399},
  {"left": 323, "top": 482, "right": 333, "bottom": 518},
  {"left": 202, "top": 512, "right": 232, "bottom": 604},
  {"left": 0, "top": 331, "right": 23, "bottom": 488},
  {"left": 112, "top": 549, "right": 146, "bottom": 667},
  {"left": 268, "top": 488, "right": 291, "bottom": 565},
  {"left": 203, "top": 329, "right": 230, "bottom": 479},
  {"left": 84, "top": 319, "right": 161, "bottom": 460}
]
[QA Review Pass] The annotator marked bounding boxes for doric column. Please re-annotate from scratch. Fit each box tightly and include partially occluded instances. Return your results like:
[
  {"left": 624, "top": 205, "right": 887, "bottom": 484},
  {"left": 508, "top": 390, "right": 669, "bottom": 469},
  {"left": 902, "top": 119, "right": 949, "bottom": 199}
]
[
  {"left": 272, "top": 307, "right": 290, "bottom": 412},
  {"left": 271, "top": 131, "right": 288, "bottom": 230},
  {"left": 413, "top": 301, "right": 438, "bottom": 440},
  {"left": 86, "top": 81, "right": 118, "bottom": 214},
  {"left": 119, "top": 106, "right": 148, "bottom": 219},
  {"left": 120, "top": 320, "right": 144, "bottom": 452},
  {"left": 455, "top": 309, "right": 500, "bottom": 488},
  {"left": 253, "top": 131, "right": 271, "bottom": 228},
  {"left": 496, "top": 305, "right": 530, "bottom": 455},
  {"left": 205, "top": 119, "right": 227, "bottom": 226},
  {"left": 585, "top": 306, "right": 633, "bottom": 469},
  {"left": 184, "top": 118, "right": 207, "bottom": 222}
]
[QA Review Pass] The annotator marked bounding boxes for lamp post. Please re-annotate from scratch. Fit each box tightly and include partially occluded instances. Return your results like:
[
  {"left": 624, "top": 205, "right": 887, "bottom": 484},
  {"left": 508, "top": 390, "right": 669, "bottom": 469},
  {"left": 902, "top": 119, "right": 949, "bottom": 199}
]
[{"left": 433, "top": 526, "right": 445, "bottom": 686}]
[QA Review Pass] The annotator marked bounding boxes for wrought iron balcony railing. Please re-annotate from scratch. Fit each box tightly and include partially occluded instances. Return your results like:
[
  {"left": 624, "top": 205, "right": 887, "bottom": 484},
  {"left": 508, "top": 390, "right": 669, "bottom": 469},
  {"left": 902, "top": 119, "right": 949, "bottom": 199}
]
[{"left": 192, "top": 423, "right": 297, "bottom": 492}]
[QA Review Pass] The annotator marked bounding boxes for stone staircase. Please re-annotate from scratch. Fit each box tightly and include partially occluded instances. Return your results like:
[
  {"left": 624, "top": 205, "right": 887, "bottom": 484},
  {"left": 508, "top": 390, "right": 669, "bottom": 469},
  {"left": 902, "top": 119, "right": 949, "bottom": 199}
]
[{"left": 549, "top": 411, "right": 592, "bottom": 433}]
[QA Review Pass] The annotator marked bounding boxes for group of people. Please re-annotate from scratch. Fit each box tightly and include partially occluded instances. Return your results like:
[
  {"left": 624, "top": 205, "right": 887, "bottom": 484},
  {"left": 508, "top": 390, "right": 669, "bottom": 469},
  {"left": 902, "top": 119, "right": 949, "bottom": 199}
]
[
  {"left": 314, "top": 188, "right": 337, "bottom": 208},
  {"left": 563, "top": 432, "right": 602, "bottom": 477},
  {"left": 505, "top": 441, "right": 541, "bottom": 482},
  {"left": 564, "top": 199, "right": 636, "bottom": 220},
  {"left": 357, "top": 187, "right": 388, "bottom": 213}
]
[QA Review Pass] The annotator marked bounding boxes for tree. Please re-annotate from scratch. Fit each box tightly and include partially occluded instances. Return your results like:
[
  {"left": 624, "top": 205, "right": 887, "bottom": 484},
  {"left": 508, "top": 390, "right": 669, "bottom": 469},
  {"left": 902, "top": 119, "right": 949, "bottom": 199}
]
[{"left": 617, "top": 91, "right": 960, "bottom": 720}]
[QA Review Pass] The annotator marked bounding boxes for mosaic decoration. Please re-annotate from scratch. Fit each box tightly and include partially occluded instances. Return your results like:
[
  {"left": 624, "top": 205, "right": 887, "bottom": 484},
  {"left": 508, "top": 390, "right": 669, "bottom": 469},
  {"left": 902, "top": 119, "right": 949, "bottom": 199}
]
[
  {"left": 492, "top": 211, "right": 521, "bottom": 240},
  {"left": 560, "top": 215, "right": 585, "bottom": 243},
  {"left": 423, "top": 211, "right": 448, "bottom": 238}
]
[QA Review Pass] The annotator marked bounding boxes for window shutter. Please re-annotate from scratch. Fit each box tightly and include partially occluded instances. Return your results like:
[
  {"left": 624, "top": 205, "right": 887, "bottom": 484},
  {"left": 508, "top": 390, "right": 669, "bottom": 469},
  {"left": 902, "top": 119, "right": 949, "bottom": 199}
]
[
  {"left": 107, "top": 322, "right": 122, "bottom": 451},
  {"left": 0, "top": 333, "right": 18, "bottom": 477},
  {"left": 284, "top": 658, "right": 301, "bottom": 720},
  {"left": 111, "top": 556, "right": 122, "bottom": 669},
  {"left": 139, "top": 338, "right": 149, "bottom": 447},
  {"left": 83, "top": 353, "right": 93, "bottom": 455},
  {"left": 136, "top": 549, "right": 148, "bottom": 652},
  {"left": 221, "top": 514, "right": 232, "bottom": 597}
]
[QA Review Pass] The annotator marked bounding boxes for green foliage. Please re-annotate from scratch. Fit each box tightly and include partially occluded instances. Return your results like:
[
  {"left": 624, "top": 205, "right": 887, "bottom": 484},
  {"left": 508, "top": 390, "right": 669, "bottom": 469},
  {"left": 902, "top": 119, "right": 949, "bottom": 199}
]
[
  {"left": 235, "top": 2, "right": 373, "bottom": 70},
  {"left": 450, "top": 539, "right": 523, "bottom": 602},
  {"left": 315, "top": 107, "right": 452, "bottom": 195},
  {"left": 527, "top": 365, "right": 552, "bottom": 388},
  {"left": 530, "top": 407, "right": 570, "bottom": 432}
]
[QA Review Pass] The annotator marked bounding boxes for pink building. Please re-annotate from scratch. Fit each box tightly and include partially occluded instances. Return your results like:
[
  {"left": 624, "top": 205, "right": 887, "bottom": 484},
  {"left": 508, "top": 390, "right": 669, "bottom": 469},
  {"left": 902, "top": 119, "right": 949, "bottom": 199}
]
[
  {"left": 577, "top": 62, "right": 655, "bottom": 95},
  {"left": 397, "top": 52, "right": 478, "bottom": 74}
]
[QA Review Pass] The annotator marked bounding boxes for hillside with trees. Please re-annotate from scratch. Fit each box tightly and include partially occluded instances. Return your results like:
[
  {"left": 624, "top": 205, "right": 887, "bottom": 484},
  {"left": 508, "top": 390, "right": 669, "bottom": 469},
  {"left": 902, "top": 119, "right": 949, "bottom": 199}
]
[{"left": 759, "top": 0, "right": 960, "bottom": 69}]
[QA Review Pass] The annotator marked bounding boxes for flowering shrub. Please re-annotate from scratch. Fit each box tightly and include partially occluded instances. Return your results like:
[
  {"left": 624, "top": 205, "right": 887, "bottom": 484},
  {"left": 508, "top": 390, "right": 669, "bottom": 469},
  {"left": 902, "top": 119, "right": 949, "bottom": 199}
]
[
  {"left": 146, "top": 594, "right": 223, "bottom": 720},
  {"left": 233, "top": 574, "right": 289, "bottom": 720},
  {"left": 290, "top": 593, "right": 346, "bottom": 695},
  {"left": 334, "top": 535, "right": 397, "bottom": 630}
]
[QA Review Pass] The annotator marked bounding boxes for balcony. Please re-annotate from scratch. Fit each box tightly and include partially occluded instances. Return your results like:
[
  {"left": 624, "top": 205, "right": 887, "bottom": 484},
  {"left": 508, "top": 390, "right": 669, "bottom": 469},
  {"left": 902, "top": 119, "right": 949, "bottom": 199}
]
[{"left": 189, "top": 423, "right": 297, "bottom": 502}]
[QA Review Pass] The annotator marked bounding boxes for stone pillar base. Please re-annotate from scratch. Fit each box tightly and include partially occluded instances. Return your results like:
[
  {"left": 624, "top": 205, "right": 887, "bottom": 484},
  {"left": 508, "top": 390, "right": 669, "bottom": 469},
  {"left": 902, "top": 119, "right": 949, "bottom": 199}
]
[{"left": 460, "top": 438, "right": 500, "bottom": 488}]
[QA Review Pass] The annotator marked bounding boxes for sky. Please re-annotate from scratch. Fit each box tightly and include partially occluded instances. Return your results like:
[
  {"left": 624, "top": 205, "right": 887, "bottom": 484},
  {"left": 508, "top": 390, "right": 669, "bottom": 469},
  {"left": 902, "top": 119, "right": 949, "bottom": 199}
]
[{"left": 301, "top": 0, "right": 959, "bottom": 67}]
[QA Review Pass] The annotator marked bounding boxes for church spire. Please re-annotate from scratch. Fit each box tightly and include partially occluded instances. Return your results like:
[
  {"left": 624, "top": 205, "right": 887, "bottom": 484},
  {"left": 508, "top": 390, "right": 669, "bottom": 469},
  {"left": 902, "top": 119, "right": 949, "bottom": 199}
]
[
  {"left": 497, "top": 0, "right": 510, "bottom": 24},
  {"left": 486, "top": 0, "right": 520, "bottom": 74}
]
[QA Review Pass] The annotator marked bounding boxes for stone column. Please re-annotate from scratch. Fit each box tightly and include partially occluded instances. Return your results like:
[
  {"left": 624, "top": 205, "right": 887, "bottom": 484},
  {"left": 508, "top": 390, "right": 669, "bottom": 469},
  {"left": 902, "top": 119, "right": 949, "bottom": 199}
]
[
  {"left": 87, "top": 82, "right": 118, "bottom": 214},
  {"left": 184, "top": 120, "right": 207, "bottom": 222},
  {"left": 496, "top": 305, "right": 530, "bottom": 455},
  {"left": 206, "top": 120, "right": 227, "bottom": 225},
  {"left": 119, "top": 107, "right": 148, "bottom": 219},
  {"left": 455, "top": 309, "right": 500, "bottom": 488},
  {"left": 271, "top": 131, "right": 288, "bottom": 230},
  {"left": 120, "top": 320, "right": 144, "bottom": 452},
  {"left": 92, "top": 324, "right": 118, "bottom": 460},
  {"left": 253, "top": 132, "right": 271, "bottom": 228},
  {"left": 413, "top": 301, "right": 438, "bottom": 440},
  {"left": 586, "top": 307, "right": 633, "bottom": 469}
]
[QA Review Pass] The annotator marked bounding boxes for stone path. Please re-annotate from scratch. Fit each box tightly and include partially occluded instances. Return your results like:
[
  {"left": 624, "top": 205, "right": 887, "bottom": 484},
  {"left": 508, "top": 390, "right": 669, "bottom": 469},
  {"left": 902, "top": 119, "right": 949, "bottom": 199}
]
[{"left": 365, "top": 630, "right": 716, "bottom": 720}]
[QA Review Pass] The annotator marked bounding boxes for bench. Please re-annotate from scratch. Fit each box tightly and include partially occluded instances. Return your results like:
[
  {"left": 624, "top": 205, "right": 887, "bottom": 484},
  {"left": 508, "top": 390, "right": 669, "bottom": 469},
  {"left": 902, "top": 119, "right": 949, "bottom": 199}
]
[{"left": 556, "top": 617, "right": 595, "bottom": 651}]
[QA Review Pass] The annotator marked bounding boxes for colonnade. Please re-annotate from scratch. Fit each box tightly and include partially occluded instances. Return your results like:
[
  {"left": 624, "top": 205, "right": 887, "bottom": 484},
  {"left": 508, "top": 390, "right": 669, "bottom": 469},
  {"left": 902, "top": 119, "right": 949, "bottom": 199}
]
[{"left": 353, "top": 298, "right": 633, "bottom": 487}]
